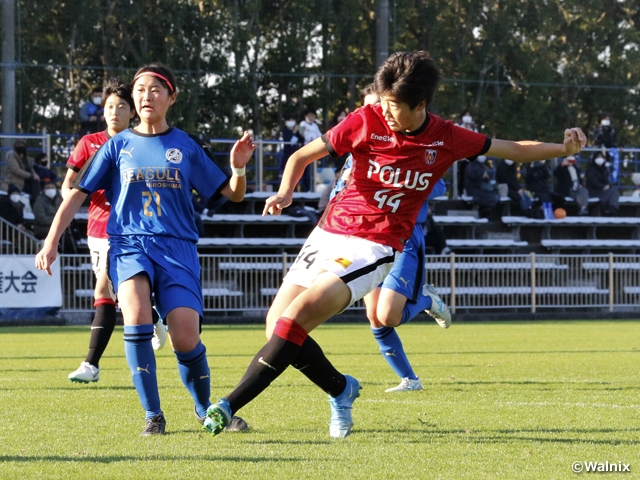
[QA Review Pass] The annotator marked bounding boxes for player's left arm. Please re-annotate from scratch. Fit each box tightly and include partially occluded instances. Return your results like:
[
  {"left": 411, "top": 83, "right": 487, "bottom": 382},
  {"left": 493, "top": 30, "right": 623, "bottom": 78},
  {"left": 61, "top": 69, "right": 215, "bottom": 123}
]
[
  {"left": 487, "top": 127, "right": 586, "bottom": 164},
  {"left": 220, "top": 131, "right": 256, "bottom": 202}
]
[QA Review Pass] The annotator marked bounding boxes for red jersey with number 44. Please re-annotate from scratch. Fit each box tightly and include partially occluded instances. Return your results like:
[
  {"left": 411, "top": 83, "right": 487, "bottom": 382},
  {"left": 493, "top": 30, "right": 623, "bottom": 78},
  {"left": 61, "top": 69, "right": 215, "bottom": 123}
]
[
  {"left": 321, "top": 104, "right": 489, "bottom": 251},
  {"left": 66, "top": 131, "right": 111, "bottom": 239}
]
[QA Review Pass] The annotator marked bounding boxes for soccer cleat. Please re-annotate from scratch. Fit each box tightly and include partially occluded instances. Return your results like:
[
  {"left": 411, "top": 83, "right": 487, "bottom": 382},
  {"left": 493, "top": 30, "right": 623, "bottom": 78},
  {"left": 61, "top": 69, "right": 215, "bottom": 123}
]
[
  {"left": 141, "top": 413, "right": 166, "bottom": 436},
  {"left": 194, "top": 406, "right": 249, "bottom": 432},
  {"left": 68, "top": 362, "right": 100, "bottom": 383},
  {"left": 385, "top": 377, "right": 423, "bottom": 392},
  {"left": 423, "top": 284, "right": 451, "bottom": 329},
  {"left": 329, "top": 375, "right": 362, "bottom": 439},
  {"left": 152, "top": 321, "right": 167, "bottom": 351},
  {"left": 202, "top": 399, "right": 232, "bottom": 436}
]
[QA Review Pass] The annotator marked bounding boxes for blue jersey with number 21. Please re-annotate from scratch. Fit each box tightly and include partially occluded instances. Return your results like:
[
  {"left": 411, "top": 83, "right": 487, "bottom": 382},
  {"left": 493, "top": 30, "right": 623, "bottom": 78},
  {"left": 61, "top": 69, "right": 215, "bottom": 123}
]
[{"left": 74, "top": 128, "right": 229, "bottom": 242}]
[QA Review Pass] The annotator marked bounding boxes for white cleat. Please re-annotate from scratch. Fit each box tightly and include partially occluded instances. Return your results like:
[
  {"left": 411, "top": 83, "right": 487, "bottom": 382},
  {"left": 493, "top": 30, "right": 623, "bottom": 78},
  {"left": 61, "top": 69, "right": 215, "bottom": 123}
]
[
  {"left": 152, "top": 321, "right": 167, "bottom": 351},
  {"left": 423, "top": 284, "right": 451, "bottom": 328},
  {"left": 68, "top": 362, "right": 100, "bottom": 383},
  {"left": 385, "top": 377, "right": 423, "bottom": 392}
]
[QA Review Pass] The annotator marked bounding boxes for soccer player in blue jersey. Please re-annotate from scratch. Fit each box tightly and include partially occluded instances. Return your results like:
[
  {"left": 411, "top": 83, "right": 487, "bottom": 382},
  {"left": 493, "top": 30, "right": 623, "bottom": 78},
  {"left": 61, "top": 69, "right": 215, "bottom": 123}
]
[{"left": 36, "top": 63, "right": 256, "bottom": 436}]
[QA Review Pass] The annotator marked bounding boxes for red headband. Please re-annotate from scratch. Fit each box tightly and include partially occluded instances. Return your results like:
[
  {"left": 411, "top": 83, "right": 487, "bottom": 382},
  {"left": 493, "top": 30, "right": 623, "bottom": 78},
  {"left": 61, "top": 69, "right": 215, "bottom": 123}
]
[{"left": 133, "top": 71, "right": 175, "bottom": 93}]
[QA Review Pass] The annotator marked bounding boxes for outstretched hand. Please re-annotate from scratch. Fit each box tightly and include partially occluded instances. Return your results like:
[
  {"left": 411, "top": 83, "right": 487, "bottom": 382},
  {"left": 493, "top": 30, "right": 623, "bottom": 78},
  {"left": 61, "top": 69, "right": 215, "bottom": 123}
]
[
  {"left": 263, "top": 193, "right": 293, "bottom": 216},
  {"left": 230, "top": 131, "right": 256, "bottom": 168},
  {"left": 564, "top": 127, "right": 587, "bottom": 156}
]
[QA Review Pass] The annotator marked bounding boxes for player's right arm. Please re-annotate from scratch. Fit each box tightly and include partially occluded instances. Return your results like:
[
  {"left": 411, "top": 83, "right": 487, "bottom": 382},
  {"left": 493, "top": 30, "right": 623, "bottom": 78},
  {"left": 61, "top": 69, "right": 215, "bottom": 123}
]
[
  {"left": 263, "top": 137, "right": 328, "bottom": 216},
  {"left": 35, "top": 188, "right": 88, "bottom": 275}
]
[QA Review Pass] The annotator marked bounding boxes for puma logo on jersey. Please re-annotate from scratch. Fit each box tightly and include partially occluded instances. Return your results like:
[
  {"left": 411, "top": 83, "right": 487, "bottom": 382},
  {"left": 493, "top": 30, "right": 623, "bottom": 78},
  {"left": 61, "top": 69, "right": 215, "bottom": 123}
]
[
  {"left": 121, "top": 147, "right": 135, "bottom": 157},
  {"left": 137, "top": 364, "right": 150, "bottom": 374},
  {"left": 398, "top": 277, "right": 410, "bottom": 288}
]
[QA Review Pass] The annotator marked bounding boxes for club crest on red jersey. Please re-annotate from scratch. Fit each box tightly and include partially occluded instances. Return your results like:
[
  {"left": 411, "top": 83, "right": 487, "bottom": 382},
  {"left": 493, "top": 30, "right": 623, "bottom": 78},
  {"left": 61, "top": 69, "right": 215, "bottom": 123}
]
[{"left": 425, "top": 149, "right": 437, "bottom": 165}]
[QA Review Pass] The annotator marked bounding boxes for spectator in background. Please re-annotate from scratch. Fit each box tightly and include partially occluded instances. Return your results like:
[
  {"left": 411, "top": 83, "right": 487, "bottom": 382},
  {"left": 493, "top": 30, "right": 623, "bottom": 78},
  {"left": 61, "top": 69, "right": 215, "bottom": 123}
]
[
  {"left": 586, "top": 152, "right": 619, "bottom": 216},
  {"left": 298, "top": 108, "right": 322, "bottom": 192},
  {"left": 33, "top": 182, "right": 62, "bottom": 239},
  {"left": 33, "top": 153, "right": 59, "bottom": 189},
  {"left": 5, "top": 140, "right": 40, "bottom": 202},
  {"left": 455, "top": 111, "right": 478, "bottom": 198},
  {"left": 496, "top": 158, "right": 532, "bottom": 215},
  {"left": 278, "top": 115, "right": 304, "bottom": 180},
  {"left": 593, "top": 113, "right": 621, "bottom": 183},
  {"left": 524, "top": 160, "right": 555, "bottom": 219},
  {"left": 0, "top": 184, "right": 27, "bottom": 230},
  {"left": 78, "top": 87, "right": 106, "bottom": 137},
  {"left": 593, "top": 113, "right": 617, "bottom": 149},
  {"left": 463, "top": 155, "right": 499, "bottom": 218},
  {"left": 553, "top": 155, "right": 589, "bottom": 216}
]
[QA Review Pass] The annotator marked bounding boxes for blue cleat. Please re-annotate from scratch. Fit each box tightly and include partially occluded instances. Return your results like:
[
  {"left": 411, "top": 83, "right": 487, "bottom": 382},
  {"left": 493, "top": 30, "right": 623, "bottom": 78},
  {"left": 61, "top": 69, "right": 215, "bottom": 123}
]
[
  {"left": 329, "top": 375, "right": 362, "bottom": 438},
  {"left": 202, "top": 399, "right": 232, "bottom": 436}
]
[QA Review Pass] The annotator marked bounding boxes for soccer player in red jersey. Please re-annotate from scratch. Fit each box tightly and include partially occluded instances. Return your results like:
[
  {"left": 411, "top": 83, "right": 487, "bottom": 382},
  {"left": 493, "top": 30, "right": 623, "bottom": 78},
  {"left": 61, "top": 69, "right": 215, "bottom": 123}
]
[
  {"left": 64, "top": 78, "right": 141, "bottom": 383},
  {"left": 203, "top": 51, "right": 587, "bottom": 438}
]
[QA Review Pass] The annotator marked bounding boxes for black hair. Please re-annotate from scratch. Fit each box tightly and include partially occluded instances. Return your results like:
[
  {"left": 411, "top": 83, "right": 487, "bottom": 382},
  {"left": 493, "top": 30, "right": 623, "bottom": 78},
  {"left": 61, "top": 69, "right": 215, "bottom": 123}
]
[
  {"left": 102, "top": 78, "right": 135, "bottom": 110},
  {"left": 132, "top": 62, "right": 177, "bottom": 94},
  {"left": 374, "top": 51, "right": 441, "bottom": 109}
]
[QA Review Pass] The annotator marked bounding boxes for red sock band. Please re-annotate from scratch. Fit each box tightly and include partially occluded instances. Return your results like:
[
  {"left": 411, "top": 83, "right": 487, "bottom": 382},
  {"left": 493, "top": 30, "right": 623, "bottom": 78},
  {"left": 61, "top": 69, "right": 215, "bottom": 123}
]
[
  {"left": 273, "top": 317, "right": 308, "bottom": 346},
  {"left": 94, "top": 298, "right": 116, "bottom": 308}
]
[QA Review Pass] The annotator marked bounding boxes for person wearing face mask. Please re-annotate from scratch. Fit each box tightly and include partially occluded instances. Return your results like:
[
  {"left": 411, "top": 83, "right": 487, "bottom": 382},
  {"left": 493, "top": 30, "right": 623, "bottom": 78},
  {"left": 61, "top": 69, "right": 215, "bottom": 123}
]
[
  {"left": 0, "top": 184, "right": 28, "bottom": 231},
  {"left": 496, "top": 158, "right": 532, "bottom": 214},
  {"left": 33, "top": 153, "right": 59, "bottom": 189},
  {"left": 457, "top": 111, "right": 478, "bottom": 133},
  {"left": 593, "top": 113, "right": 621, "bottom": 183},
  {"left": 278, "top": 115, "right": 305, "bottom": 181},
  {"left": 586, "top": 152, "right": 619, "bottom": 216},
  {"left": 463, "top": 155, "right": 499, "bottom": 218},
  {"left": 32, "top": 182, "right": 63, "bottom": 239},
  {"left": 5, "top": 140, "right": 40, "bottom": 201},
  {"left": 524, "top": 160, "right": 556, "bottom": 219},
  {"left": 553, "top": 156, "right": 589, "bottom": 216},
  {"left": 298, "top": 108, "right": 323, "bottom": 192},
  {"left": 78, "top": 87, "right": 106, "bottom": 137}
]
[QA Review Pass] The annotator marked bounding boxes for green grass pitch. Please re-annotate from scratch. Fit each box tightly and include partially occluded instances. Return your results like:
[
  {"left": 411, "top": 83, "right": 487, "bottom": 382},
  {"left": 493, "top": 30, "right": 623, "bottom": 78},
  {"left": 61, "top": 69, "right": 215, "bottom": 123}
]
[{"left": 0, "top": 320, "right": 638, "bottom": 479}]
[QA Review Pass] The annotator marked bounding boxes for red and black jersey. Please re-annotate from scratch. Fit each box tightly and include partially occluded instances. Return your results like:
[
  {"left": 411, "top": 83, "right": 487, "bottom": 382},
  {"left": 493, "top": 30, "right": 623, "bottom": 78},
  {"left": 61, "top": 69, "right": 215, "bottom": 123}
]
[
  {"left": 66, "top": 131, "right": 111, "bottom": 239},
  {"left": 321, "top": 104, "right": 489, "bottom": 251}
]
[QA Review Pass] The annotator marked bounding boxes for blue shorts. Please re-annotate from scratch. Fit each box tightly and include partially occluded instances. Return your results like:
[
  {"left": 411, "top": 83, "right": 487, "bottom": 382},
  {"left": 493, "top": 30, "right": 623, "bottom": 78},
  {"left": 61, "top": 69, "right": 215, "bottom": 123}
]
[
  {"left": 380, "top": 224, "right": 425, "bottom": 303},
  {"left": 108, "top": 235, "right": 203, "bottom": 320}
]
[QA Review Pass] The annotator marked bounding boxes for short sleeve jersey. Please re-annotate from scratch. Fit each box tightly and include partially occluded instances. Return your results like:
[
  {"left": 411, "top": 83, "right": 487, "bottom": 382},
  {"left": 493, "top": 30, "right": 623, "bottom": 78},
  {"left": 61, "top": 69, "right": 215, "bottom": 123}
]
[
  {"left": 73, "top": 127, "right": 230, "bottom": 242},
  {"left": 66, "top": 131, "right": 110, "bottom": 239},
  {"left": 322, "top": 104, "right": 489, "bottom": 251}
]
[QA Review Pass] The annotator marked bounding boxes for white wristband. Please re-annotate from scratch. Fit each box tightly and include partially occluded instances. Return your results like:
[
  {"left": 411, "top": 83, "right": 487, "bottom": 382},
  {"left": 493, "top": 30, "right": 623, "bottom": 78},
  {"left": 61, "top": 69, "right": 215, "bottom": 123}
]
[{"left": 231, "top": 166, "right": 246, "bottom": 177}]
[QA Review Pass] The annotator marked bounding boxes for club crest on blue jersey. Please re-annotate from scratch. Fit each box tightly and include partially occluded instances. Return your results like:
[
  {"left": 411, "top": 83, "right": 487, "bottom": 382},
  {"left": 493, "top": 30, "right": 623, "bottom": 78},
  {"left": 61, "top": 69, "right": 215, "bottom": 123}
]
[
  {"left": 425, "top": 149, "right": 437, "bottom": 165},
  {"left": 166, "top": 148, "right": 183, "bottom": 164}
]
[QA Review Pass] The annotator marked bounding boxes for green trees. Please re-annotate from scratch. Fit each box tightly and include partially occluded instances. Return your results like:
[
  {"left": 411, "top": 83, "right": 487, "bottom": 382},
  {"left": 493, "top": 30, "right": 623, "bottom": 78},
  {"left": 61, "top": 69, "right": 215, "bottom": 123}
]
[{"left": 10, "top": 0, "right": 640, "bottom": 145}]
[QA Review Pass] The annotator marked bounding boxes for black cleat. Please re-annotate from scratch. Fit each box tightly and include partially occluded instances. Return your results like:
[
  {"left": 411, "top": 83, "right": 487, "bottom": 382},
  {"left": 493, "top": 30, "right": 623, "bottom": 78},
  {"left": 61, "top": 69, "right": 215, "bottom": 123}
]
[{"left": 141, "top": 413, "right": 166, "bottom": 436}]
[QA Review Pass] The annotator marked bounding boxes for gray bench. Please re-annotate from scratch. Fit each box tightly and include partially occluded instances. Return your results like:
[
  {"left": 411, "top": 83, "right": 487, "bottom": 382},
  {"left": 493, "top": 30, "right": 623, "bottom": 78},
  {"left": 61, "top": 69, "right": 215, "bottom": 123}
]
[
  {"left": 542, "top": 239, "right": 640, "bottom": 253},
  {"left": 432, "top": 215, "right": 488, "bottom": 239},
  {"left": 242, "top": 191, "right": 321, "bottom": 213},
  {"left": 446, "top": 239, "right": 528, "bottom": 254},
  {"left": 202, "top": 214, "right": 310, "bottom": 237},
  {"left": 436, "top": 286, "right": 608, "bottom": 295},
  {"left": 503, "top": 216, "right": 640, "bottom": 240}
]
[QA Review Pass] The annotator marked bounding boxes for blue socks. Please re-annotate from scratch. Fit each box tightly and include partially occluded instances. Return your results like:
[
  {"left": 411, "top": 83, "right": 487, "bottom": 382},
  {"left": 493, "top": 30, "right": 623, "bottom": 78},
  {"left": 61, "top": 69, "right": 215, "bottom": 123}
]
[
  {"left": 175, "top": 342, "right": 211, "bottom": 418},
  {"left": 123, "top": 324, "right": 161, "bottom": 419},
  {"left": 399, "top": 291, "right": 433, "bottom": 325},
  {"left": 371, "top": 326, "right": 417, "bottom": 380}
]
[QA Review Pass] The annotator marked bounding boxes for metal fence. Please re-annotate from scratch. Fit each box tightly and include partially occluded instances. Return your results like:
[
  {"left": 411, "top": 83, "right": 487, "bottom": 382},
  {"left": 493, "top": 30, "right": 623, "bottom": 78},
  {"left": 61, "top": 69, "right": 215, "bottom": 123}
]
[
  {"left": 58, "top": 252, "right": 640, "bottom": 315},
  {"left": 0, "top": 216, "right": 41, "bottom": 255}
]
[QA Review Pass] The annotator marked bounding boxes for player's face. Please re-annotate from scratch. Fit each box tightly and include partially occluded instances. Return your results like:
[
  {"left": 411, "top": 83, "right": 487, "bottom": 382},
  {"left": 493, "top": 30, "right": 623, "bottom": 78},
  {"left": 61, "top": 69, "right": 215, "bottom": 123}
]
[
  {"left": 133, "top": 75, "right": 176, "bottom": 125},
  {"left": 379, "top": 93, "right": 426, "bottom": 132},
  {"left": 104, "top": 94, "right": 134, "bottom": 135}
]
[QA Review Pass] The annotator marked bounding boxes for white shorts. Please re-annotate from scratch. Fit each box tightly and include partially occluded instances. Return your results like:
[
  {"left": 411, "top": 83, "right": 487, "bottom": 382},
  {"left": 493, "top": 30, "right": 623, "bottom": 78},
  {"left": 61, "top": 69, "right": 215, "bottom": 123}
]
[
  {"left": 283, "top": 227, "right": 398, "bottom": 307},
  {"left": 87, "top": 236, "right": 110, "bottom": 276}
]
